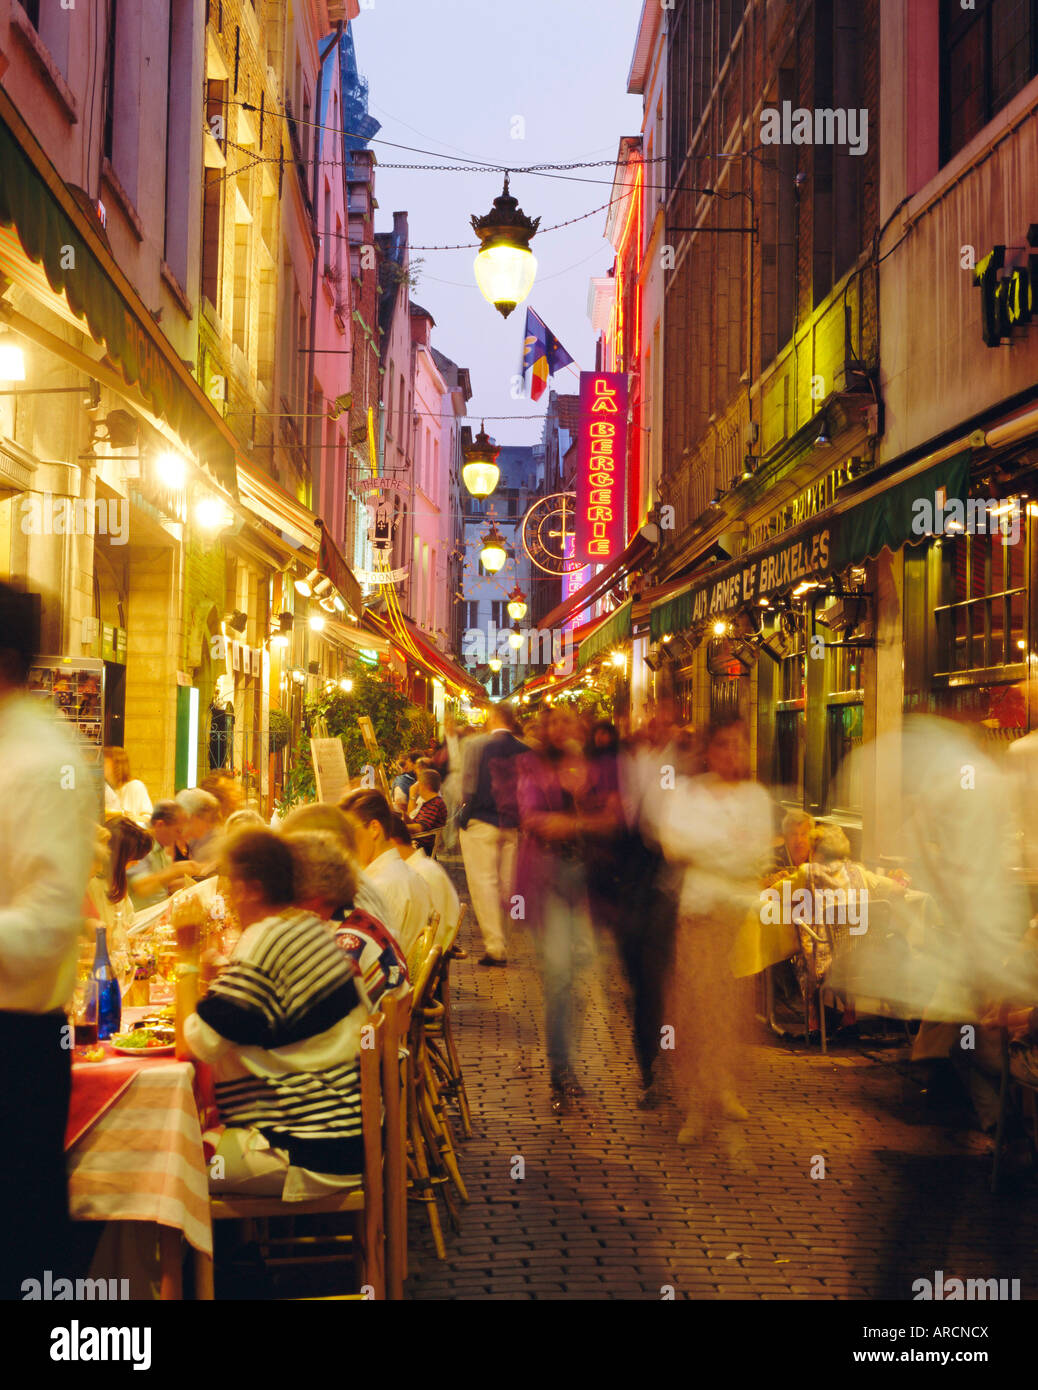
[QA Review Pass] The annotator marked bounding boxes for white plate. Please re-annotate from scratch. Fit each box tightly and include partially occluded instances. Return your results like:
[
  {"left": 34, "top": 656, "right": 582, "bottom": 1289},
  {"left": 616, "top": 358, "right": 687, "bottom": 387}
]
[{"left": 110, "top": 1042, "right": 176, "bottom": 1056}]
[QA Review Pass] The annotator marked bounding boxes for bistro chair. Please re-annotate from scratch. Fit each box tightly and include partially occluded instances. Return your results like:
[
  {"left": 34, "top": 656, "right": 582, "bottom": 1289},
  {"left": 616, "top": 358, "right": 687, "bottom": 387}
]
[
  {"left": 424, "top": 906, "right": 472, "bottom": 1138},
  {"left": 406, "top": 912, "right": 439, "bottom": 985},
  {"left": 208, "top": 1012, "right": 386, "bottom": 1300},
  {"left": 405, "top": 944, "right": 450, "bottom": 1258},
  {"left": 380, "top": 988, "right": 412, "bottom": 1298}
]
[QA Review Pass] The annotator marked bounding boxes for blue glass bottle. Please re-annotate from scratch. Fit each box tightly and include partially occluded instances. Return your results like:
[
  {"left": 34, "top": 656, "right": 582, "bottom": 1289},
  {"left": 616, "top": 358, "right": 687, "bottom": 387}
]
[{"left": 85, "top": 924, "right": 121, "bottom": 1041}]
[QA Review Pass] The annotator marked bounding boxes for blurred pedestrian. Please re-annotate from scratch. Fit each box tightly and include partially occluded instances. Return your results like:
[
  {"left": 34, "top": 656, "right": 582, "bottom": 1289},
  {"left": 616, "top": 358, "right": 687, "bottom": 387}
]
[
  {"left": 103, "top": 745, "right": 152, "bottom": 826},
  {"left": 517, "top": 706, "right": 596, "bottom": 1109},
  {"left": 459, "top": 704, "right": 526, "bottom": 965},
  {"left": 657, "top": 714, "right": 773, "bottom": 1154}
]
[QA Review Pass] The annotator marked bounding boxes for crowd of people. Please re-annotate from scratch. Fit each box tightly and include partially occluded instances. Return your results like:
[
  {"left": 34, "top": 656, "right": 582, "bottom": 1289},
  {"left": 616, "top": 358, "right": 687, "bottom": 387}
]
[{"left": 11, "top": 560, "right": 1038, "bottom": 1296}]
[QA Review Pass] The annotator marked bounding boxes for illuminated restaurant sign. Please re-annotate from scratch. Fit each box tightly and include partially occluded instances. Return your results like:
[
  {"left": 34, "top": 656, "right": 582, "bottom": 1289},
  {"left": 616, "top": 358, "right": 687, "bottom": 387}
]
[{"left": 575, "top": 371, "right": 628, "bottom": 564}]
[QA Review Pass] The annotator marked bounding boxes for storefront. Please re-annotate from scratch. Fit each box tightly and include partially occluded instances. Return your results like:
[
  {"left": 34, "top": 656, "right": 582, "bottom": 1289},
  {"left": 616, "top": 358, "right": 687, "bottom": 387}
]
[{"left": 649, "top": 448, "right": 978, "bottom": 844}]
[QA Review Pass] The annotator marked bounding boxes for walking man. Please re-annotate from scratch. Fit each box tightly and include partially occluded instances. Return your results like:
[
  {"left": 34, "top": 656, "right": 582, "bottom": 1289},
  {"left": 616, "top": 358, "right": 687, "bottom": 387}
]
[{"left": 458, "top": 704, "right": 526, "bottom": 965}]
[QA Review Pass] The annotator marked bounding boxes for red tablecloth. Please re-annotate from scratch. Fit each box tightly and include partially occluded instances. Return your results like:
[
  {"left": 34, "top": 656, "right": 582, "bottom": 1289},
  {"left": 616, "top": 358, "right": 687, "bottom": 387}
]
[{"left": 65, "top": 1043, "right": 173, "bottom": 1149}]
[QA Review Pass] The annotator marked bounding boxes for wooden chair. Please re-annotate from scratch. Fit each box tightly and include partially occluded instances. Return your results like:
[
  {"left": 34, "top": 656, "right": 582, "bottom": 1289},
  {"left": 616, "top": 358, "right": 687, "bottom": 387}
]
[
  {"left": 424, "top": 906, "right": 472, "bottom": 1138},
  {"left": 405, "top": 944, "right": 449, "bottom": 1258},
  {"left": 208, "top": 1013, "right": 386, "bottom": 1300},
  {"left": 406, "top": 912, "right": 439, "bottom": 986},
  {"left": 414, "top": 941, "right": 469, "bottom": 1206},
  {"left": 380, "top": 988, "right": 412, "bottom": 1298}
]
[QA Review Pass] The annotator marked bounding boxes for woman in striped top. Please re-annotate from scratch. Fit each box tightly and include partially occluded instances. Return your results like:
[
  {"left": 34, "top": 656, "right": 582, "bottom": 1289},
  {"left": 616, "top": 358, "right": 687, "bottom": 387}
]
[{"left": 184, "top": 828, "right": 370, "bottom": 1199}]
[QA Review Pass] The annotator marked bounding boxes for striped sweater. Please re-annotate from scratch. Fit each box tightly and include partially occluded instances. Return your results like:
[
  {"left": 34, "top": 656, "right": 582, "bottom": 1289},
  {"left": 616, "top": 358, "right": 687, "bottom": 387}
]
[{"left": 187, "top": 909, "right": 368, "bottom": 1175}]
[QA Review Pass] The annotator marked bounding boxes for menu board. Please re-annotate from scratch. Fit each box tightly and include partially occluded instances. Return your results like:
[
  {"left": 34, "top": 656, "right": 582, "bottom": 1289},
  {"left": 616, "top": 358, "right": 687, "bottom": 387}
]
[
  {"left": 311, "top": 737, "right": 349, "bottom": 806},
  {"left": 27, "top": 656, "right": 105, "bottom": 767}
]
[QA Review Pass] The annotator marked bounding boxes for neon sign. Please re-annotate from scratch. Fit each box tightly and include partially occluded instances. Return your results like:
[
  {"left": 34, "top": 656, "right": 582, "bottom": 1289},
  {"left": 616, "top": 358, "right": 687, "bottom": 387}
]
[{"left": 575, "top": 371, "right": 628, "bottom": 563}]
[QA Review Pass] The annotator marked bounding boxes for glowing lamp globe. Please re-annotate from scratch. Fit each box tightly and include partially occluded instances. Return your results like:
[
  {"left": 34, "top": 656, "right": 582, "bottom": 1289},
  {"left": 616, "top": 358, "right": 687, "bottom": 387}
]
[
  {"left": 507, "top": 586, "right": 528, "bottom": 622},
  {"left": 462, "top": 423, "right": 502, "bottom": 499},
  {"left": 508, "top": 628, "right": 524, "bottom": 650},
  {"left": 488, "top": 657, "right": 502, "bottom": 673},
  {"left": 480, "top": 524, "right": 508, "bottom": 574},
  {"left": 471, "top": 175, "right": 540, "bottom": 320}
]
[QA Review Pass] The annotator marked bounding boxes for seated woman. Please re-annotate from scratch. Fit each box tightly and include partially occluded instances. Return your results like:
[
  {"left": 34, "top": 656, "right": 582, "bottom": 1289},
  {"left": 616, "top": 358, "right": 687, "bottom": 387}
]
[
  {"left": 85, "top": 815, "right": 153, "bottom": 954},
  {"left": 785, "top": 823, "right": 906, "bottom": 1031},
  {"left": 183, "top": 828, "right": 372, "bottom": 1199},
  {"left": 103, "top": 746, "right": 152, "bottom": 826},
  {"left": 762, "top": 809, "right": 814, "bottom": 886},
  {"left": 285, "top": 829, "right": 408, "bottom": 1010}
]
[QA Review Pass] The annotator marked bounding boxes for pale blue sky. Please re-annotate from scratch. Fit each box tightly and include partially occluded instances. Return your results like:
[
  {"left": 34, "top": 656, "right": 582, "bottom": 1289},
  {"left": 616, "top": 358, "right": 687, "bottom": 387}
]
[{"left": 354, "top": 0, "right": 644, "bottom": 445}]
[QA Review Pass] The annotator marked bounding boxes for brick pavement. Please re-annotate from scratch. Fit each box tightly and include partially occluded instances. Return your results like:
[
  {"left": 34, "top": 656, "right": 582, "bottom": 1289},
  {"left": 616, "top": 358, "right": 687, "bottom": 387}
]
[{"left": 404, "top": 858, "right": 1038, "bottom": 1301}]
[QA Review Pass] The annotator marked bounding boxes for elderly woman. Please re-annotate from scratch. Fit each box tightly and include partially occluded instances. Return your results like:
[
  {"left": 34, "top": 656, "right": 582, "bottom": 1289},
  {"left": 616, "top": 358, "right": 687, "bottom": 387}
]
[
  {"left": 184, "top": 828, "right": 370, "bottom": 1198},
  {"left": 786, "top": 823, "right": 906, "bottom": 1030},
  {"left": 764, "top": 810, "right": 814, "bottom": 884},
  {"left": 285, "top": 829, "right": 407, "bottom": 1010}
]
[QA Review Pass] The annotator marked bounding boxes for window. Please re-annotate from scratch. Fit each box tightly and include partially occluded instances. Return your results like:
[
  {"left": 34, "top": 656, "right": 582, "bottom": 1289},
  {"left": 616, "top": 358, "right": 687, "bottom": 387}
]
[
  {"left": 824, "top": 702, "right": 863, "bottom": 815},
  {"left": 201, "top": 78, "right": 227, "bottom": 308},
  {"left": 163, "top": 0, "right": 194, "bottom": 287},
  {"left": 232, "top": 171, "right": 252, "bottom": 353},
  {"left": 23, "top": 1, "right": 70, "bottom": 77},
  {"left": 103, "top": 0, "right": 140, "bottom": 202},
  {"left": 934, "top": 526, "right": 1027, "bottom": 674},
  {"left": 941, "top": 0, "right": 1038, "bottom": 165},
  {"left": 323, "top": 182, "right": 332, "bottom": 274},
  {"left": 491, "top": 601, "right": 507, "bottom": 629},
  {"left": 385, "top": 374, "right": 394, "bottom": 440},
  {"left": 812, "top": 0, "right": 864, "bottom": 306}
]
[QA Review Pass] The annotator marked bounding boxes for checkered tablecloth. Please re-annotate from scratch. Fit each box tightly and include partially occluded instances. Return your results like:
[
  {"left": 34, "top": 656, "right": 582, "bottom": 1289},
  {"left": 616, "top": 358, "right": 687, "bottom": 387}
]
[{"left": 67, "top": 1061, "right": 213, "bottom": 1257}]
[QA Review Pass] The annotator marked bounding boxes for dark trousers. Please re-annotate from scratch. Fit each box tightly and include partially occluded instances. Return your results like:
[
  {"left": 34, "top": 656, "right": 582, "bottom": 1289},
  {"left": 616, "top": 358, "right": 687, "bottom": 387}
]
[
  {"left": 593, "top": 835, "right": 678, "bottom": 1089},
  {"left": 0, "top": 1010, "right": 72, "bottom": 1300}
]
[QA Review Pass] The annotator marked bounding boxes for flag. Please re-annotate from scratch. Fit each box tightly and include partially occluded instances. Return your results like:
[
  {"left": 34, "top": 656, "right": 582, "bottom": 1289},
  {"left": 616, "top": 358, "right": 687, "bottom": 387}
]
[{"left": 522, "top": 308, "right": 574, "bottom": 402}]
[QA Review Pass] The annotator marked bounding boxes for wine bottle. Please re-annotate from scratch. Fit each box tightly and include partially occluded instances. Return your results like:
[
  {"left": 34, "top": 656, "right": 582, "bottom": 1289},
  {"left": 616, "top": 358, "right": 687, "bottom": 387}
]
[{"left": 84, "top": 924, "right": 122, "bottom": 1041}]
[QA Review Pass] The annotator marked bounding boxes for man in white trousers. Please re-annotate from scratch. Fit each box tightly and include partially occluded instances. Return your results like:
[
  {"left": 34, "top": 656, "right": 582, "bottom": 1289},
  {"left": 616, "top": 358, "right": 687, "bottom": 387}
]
[{"left": 458, "top": 704, "right": 527, "bottom": 966}]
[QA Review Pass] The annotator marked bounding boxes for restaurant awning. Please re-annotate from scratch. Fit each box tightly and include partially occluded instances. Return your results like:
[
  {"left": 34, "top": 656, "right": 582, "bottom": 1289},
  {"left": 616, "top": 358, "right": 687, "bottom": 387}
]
[
  {"left": 0, "top": 93, "right": 236, "bottom": 493},
  {"left": 317, "top": 524, "right": 362, "bottom": 619},
  {"left": 578, "top": 599, "right": 633, "bottom": 669},
  {"left": 365, "top": 611, "right": 487, "bottom": 702},
  {"left": 650, "top": 449, "right": 972, "bottom": 640},
  {"left": 236, "top": 460, "right": 321, "bottom": 551}
]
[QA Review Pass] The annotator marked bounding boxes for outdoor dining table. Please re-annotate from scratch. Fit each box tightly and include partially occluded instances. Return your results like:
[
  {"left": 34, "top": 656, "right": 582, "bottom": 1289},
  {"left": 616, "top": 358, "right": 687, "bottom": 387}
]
[{"left": 66, "top": 1010, "right": 214, "bottom": 1300}]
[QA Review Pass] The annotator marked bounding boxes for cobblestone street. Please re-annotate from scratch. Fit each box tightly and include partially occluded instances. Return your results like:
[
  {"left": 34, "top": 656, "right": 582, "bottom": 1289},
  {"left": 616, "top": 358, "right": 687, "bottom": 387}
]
[{"left": 404, "top": 864, "right": 1038, "bottom": 1301}]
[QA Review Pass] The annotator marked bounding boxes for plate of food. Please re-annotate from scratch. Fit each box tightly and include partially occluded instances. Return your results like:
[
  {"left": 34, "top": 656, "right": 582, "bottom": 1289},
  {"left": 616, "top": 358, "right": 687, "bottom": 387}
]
[{"left": 110, "top": 1027, "right": 176, "bottom": 1056}]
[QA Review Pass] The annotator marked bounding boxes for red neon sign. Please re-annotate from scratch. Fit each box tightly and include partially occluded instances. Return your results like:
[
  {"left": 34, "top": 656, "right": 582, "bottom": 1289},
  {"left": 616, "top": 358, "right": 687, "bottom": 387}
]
[{"left": 575, "top": 371, "right": 628, "bottom": 564}]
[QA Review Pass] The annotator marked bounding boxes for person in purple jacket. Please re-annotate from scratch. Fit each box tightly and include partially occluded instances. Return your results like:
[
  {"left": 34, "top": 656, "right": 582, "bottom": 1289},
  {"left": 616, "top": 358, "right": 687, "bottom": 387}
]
[{"left": 516, "top": 706, "right": 601, "bottom": 1112}]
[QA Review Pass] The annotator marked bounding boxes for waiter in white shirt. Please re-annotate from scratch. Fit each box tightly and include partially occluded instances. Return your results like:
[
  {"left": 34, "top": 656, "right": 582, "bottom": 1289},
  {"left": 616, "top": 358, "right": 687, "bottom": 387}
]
[
  {"left": 0, "top": 583, "right": 95, "bottom": 1298},
  {"left": 340, "top": 789, "right": 433, "bottom": 957}
]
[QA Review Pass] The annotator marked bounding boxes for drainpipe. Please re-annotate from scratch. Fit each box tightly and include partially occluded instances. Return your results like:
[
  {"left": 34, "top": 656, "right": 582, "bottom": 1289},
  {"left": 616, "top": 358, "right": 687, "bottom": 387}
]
[{"left": 305, "top": 24, "right": 344, "bottom": 516}]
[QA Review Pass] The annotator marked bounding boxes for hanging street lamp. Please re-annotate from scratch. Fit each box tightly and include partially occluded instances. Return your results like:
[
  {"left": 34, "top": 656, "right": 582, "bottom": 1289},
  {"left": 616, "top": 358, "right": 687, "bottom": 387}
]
[
  {"left": 508, "top": 626, "right": 524, "bottom": 651},
  {"left": 506, "top": 585, "right": 528, "bottom": 622},
  {"left": 471, "top": 174, "right": 540, "bottom": 319},
  {"left": 488, "top": 657, "right": 502, "bottom": 673},
  {"left": 462, "top": 422, "right": 502, "bottom": 499},
  {"left": 479, "top": 523, "right": 508, "bottom": 574}
]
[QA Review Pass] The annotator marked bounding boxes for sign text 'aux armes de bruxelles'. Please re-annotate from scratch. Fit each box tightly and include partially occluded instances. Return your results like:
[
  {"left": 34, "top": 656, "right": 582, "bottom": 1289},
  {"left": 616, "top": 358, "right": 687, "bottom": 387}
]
[
  {"left": 688, "top": 518, "right": 834, "bottom": 624},
  {"left": 575, "top": 372, "right": 629, "bottom": 564}
]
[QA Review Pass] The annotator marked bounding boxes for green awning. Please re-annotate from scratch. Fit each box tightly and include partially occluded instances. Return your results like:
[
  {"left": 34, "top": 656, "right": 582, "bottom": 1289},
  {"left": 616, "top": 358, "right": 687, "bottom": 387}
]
[
  {"left": 578, "top": 599, "right": 633, "bottom": 669},
  {"left": 0, "top": 108, "right": 235, "bottom": 492},
  {"left": 650, "top": 450, "right": 973, "bottom": 641}
]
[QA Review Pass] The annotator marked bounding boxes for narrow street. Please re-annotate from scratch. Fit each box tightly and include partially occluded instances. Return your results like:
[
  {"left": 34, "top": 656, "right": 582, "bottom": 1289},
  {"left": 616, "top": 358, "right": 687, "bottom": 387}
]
[{"left": 404, "top": 864, "right": 1038, "bottom": 1301}]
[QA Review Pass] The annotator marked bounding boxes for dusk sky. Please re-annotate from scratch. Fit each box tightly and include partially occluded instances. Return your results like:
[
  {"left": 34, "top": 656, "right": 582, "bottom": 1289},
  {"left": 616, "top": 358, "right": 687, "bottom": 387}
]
[{"left": 355, "top": 0, "right": 644, "bottom": 447}]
